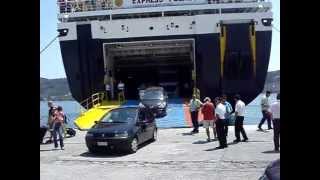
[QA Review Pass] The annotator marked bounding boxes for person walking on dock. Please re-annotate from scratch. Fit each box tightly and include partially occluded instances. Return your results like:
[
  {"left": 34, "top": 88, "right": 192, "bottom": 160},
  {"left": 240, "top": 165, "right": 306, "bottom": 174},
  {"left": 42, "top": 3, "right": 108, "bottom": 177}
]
[
  {"left": 270, "top": 93, "right": 280, "bottom": 151},
  {"left": 201, "top": 97, "right": 216, "bottom": 141},
  {"left": 233, "top": 94, "right": 248, "bottom": 143},
  {"left": 222, "top": 94, "right": 233, "bottom": 137},
  {"left": 258, "top": 91, "right": 272, "bottom": 130},
  {"left": 215, "top": 97, "right": 227, "bottom": 149},
  {"left": 52, "top": 106, "right": 65, "bottom": 150},
  {"left": 189, "top": 94, "right": 203, "bottom": 133}
]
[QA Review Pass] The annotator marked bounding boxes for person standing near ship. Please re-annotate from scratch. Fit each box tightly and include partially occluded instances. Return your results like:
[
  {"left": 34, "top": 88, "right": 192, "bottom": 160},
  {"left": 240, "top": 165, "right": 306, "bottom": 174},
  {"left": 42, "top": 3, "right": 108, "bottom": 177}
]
[
  {"left": 258, "top": 91, "right": 273, "bottom": 130},
  {"left": 104, "top": 74, "right": 111, "bottom": 100},
  {"left": 117, "top": 81, "right": 125, "bottom": 102},
  {"left": 47, "top": 101, "right": 56, "bottom": 143},
  {"left": 233, "top": 94, "right": 248, "bottom": 143},
  {"left": 52, "top": 106, "right": 65, "bottom": 150},
  {"left": 105, "top": 83, "right": 111, "bottom": 101},
  {"left": 215, "top": 97, "right": 228, "bottom": 149},
  {"left": 222, "top": 94, "right": 233, "bottom": 137},
  {"left": 201, "top": 97, "right": 216, "bottom": 141},
  {"left": 270, "top": 93, "right": 280, "bottom": 151},
  {"left": 189, "top": 94, "right": 203, "bottom": 133}
]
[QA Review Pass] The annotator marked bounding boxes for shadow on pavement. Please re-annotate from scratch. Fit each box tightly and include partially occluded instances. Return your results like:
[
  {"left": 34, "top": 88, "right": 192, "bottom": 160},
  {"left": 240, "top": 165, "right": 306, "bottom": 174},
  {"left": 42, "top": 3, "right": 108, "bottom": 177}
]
[
  {"left": 204, "top": 147, "right": 226, "bottom": 151},
  {"left": 80, "top": 151, "right": 128, "bottom": 158},
  {"left": 262, "top": 150, "right": 280, "bottom": 154},
  {"left": 80, "top": 140, "right": 155, "bottom": 158},
  {"left": 204, "top": 140, "right": 239, "bottom": 151},
  {"left": 245, "top": 140, "right": 268, "bottom": 143},
  {"left": 256, "top": 129, "right": 270, "bottom": 133},
  {"left": 193, "top": 139, "right": 218, "bottom": 144},
  {"left": 181, "top": 132, "right": 194, "bottom": 136},
  {"left": 40, "top": 149, "right": 60, "bottom": 152}
]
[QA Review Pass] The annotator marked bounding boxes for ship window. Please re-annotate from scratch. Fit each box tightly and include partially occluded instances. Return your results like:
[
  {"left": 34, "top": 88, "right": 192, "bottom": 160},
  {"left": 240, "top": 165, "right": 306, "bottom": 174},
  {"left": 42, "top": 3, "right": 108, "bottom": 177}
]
[
  {"left": 149, "top": 26, "right": 154, "bottom": 30},
  {"left": 112, "top": 12, "right": 162, "bottom": 20},
  {"left": 221, "top": 8, "right": 257, "bottom": 14}
]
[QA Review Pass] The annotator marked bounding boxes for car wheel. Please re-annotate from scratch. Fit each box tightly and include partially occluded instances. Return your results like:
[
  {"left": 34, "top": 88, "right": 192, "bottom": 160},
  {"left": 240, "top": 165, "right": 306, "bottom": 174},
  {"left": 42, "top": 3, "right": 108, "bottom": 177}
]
[
  {"left": 151, "top": 129, "right": 157, "bottom": 142},
  {"left": 128, "top": 137, "right": 138, "bottom": 153}
]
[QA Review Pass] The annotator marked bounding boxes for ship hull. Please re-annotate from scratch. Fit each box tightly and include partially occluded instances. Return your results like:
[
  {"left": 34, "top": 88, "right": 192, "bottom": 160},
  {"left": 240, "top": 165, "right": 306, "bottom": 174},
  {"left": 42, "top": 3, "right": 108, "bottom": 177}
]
[{"left": 59, "top": 24, "right": 272, "bottom": 105}]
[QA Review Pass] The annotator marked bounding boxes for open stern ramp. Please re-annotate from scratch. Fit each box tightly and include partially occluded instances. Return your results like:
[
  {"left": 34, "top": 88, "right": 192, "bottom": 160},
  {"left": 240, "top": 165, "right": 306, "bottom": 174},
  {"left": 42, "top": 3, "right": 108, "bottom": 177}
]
[{"left": 74, "top": 93, "right": 122, "bottom": 130}]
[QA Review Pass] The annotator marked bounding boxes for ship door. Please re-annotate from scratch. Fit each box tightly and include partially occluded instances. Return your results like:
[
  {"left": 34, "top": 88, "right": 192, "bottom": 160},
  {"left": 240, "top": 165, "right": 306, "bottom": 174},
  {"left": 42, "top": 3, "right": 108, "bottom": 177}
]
[{"left": 220, "top": 21, "right": 255, "bottom": 80}]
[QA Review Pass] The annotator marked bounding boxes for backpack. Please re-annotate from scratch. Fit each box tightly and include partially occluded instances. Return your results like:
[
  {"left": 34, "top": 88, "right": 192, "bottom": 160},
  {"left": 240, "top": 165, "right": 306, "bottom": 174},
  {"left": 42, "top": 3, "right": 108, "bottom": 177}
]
[{"left": 66, "top": 128, "right": 76, "bottom": 137}]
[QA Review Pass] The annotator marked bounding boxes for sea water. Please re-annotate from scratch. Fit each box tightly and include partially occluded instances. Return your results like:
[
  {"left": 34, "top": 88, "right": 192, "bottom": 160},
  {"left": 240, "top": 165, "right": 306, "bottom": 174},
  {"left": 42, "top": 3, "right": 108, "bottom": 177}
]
[{"left": 40, "top": 94, "right": 277, "bottom": 128}]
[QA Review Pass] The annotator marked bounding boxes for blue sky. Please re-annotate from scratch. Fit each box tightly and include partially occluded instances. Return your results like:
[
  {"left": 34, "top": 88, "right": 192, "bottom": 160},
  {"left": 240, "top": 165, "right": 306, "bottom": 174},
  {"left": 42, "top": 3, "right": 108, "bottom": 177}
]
[{"left": 40, "top": 0, "right": 280, "bottom": 79}]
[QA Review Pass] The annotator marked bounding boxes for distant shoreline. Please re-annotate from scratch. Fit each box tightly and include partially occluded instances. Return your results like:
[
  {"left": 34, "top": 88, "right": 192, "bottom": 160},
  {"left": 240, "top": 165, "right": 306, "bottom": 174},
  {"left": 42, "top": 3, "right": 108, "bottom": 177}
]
[{"left": 41, "top": 71, "right": 279, "bottom": 101}]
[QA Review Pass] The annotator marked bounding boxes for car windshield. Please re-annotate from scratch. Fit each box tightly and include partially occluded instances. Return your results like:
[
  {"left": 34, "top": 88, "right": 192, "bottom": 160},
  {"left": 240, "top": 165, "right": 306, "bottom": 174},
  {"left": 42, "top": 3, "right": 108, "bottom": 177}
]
[
  {"left": 141, "top": 90, "right": 163, "bottom": 100},
  {"left": 100, "top": 108, "right": 137, "bottom": 123}
]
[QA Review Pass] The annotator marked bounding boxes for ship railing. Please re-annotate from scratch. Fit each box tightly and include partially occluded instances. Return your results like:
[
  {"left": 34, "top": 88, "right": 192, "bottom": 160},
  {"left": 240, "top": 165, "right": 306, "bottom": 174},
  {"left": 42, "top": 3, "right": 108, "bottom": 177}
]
[
  {"left": 79, "top": 92, "right": 105, "bottom": 114},
  {"left": 57, "top": 0, "right": 270, "bottom": 14}
]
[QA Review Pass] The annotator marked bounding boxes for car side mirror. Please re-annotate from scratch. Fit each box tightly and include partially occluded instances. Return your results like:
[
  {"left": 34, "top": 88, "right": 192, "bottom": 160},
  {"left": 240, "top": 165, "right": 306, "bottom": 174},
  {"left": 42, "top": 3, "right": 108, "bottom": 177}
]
[{"left": 94, "top": 121, "right": 99, "bottom": 124}]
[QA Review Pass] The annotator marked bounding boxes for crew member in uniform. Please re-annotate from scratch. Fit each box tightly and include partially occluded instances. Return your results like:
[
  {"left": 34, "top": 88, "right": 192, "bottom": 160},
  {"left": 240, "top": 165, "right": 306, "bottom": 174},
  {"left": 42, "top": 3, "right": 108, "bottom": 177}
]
[{"left": 117, "top": 81, "right": 125, "bottom": 102}]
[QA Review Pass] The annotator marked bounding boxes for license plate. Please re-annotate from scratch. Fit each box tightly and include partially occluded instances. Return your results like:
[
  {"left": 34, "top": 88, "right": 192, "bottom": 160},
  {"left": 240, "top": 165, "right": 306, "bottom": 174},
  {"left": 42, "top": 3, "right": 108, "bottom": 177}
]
[{"left": 97, "top": 142, "right": 108, "bottom": 146}]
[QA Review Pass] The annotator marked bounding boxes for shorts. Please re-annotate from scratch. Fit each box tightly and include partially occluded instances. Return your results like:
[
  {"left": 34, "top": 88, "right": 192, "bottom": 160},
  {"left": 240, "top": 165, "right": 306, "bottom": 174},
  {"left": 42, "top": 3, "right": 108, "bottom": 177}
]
[{"left": 203, "top": 120, "right": 214, "bottom": 128}]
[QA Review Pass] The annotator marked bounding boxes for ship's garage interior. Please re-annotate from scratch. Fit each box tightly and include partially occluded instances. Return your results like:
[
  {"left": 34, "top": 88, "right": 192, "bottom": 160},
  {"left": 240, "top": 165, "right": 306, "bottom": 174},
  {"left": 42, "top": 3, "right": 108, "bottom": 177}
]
[{"left": 104, "top": 39, "right": 195, "bottom": 99}]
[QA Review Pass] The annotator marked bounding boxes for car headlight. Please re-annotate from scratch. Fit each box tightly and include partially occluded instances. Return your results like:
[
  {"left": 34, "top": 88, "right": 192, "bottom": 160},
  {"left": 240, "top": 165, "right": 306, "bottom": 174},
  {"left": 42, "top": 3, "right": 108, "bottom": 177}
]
[
  {"left": 86, "top": 132, "right": 93, "bottom": 137},
  {"left": 114, "top": 131, "right": 128, "bottom": 138},
  {"left": 158, "top": 103, "right": 166, "bottom": 108}
]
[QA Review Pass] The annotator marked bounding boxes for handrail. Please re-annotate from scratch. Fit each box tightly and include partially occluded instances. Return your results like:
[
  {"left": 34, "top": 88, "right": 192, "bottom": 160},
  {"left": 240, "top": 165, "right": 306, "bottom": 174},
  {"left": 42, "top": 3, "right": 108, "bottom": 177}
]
[
  {"left": 79, "top": 92, "right": 106, "bottom": 114},
  {"left": 57, "top": 0, "right": 269, "bottom": 14}
]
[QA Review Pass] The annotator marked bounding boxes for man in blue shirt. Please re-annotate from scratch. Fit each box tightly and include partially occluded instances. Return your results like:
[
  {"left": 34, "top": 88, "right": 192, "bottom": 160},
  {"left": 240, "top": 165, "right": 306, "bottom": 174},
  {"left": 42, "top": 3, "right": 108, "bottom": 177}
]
[{"left": 222, "top": 94, "right": 233, "bottom": 137}]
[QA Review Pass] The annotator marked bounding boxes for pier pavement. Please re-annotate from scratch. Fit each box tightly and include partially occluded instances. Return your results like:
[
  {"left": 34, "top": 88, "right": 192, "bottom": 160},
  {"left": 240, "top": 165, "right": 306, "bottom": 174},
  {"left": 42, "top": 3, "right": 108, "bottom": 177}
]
[{"left": 40, "top": 125, "right": 279, "bottom": 180}]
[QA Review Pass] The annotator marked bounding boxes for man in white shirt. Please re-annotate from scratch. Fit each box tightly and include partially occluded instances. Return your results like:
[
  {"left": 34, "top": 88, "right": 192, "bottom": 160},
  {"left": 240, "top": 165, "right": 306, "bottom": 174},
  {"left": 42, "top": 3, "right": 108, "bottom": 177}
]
[
  {"left": 105, "top": 83, "right": 111, "bottom": 100},
  {"left": 258, "top": 91, "right": 272, "bottom": 130},
  {"left": 117, "top": 81, "right": 125, "bottom": 102},
  {"left": 270, "top": 93, "right": 280, "bottom": 151},
  {"left": 215, "top": 97, "right": 227, "bottom": 149},
  {"left": 233, "top": 94, "right": 248, "bottom": 143}
]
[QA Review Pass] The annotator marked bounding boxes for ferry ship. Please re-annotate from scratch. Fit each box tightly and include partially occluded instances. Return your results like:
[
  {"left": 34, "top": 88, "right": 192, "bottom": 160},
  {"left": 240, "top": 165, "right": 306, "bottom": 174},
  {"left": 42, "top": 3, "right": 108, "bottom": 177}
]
[{"left": 57, "top": 0, "right": 273, "bottom": 106}]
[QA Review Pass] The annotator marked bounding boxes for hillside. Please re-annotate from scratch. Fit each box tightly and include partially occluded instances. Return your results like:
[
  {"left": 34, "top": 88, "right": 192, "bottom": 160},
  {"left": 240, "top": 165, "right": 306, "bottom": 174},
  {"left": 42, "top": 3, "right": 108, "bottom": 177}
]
[
  {"left": 40, "top": 78, "right": 72, "bottom": 100},
  {"left": 263, "top": 70, "right": 280, "bottom": 93},
  {"left": 40, "top": 70, "right": 280, "bottom": 100}
]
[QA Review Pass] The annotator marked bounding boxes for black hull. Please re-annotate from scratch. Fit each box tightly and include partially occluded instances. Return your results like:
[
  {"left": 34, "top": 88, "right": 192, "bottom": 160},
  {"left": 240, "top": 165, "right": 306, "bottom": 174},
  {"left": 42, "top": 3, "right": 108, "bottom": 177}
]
[{"left": 59, "top": 24, "right": 271, "bottom": 106}]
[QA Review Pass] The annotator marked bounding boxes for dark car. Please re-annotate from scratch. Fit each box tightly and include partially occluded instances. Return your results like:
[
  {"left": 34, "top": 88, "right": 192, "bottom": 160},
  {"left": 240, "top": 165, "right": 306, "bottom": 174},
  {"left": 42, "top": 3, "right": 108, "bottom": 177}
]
[
  {"left": 85, "top": 107, "right": 157, "bottom": 153},
  {"left": 259, "top": 159, "right": 280, "bottom": 180},
  {"left": 139, "top": 87, "right": 168, "bottom": 118}
]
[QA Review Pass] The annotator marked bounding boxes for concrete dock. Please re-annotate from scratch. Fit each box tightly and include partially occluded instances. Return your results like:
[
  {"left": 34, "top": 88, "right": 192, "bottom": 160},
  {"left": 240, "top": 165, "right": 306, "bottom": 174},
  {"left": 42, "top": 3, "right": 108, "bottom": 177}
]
[{"left": 40, "top": 125, "right": 279, "bottom": 180}]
